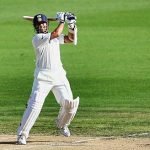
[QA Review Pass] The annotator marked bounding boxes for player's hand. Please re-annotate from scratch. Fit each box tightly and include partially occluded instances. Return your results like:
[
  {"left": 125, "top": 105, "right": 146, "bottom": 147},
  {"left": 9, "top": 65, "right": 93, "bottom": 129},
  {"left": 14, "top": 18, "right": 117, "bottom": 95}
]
[
  {"left": 65, "top": 12, "right": 76, "bottom": 30},
  {"left": 68, "top": 22, "right": 76, "bottom": 30},
  {"left": 65, "top": 12, "right": 76, "bottom": 23},
  {"left": 56, "top": 12, "right": 66, "bottom": 23}
]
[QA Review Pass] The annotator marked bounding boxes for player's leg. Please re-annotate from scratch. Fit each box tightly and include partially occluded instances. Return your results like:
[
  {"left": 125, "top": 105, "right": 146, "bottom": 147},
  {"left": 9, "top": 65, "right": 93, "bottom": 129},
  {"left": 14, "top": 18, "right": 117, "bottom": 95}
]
[
  {"left": 17, "top": 79, "right": 53, "bottom": 144},
  {"left": 52, "top": 77, "right": 73, "bottom": 104},
  {"left": 52, "top": 77, "right": 79, "bottom": 137}
]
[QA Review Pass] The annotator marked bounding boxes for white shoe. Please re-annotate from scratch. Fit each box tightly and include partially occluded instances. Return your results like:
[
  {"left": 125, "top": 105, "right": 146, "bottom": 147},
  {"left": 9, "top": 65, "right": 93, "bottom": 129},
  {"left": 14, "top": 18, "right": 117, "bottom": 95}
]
[
  {"left": 60, "top": 126, "right": 71, "bottom": 137},
  {"left": 17, "top": 135, "right": 27, "bottom": 145}
]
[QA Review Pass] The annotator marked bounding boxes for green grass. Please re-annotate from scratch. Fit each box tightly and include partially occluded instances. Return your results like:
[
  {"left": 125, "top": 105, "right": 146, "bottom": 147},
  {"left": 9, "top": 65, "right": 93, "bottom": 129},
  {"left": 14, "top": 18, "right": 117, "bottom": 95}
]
[{"left": 0, "top": 0, "right": 150, "bottom": 137}]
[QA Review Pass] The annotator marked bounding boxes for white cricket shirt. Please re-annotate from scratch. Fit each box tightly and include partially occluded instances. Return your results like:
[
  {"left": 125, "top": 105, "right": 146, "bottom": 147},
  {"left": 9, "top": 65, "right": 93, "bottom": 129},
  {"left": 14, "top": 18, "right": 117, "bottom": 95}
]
[{"left": 32, "top": 33, "right": 66, "bottom": 83}]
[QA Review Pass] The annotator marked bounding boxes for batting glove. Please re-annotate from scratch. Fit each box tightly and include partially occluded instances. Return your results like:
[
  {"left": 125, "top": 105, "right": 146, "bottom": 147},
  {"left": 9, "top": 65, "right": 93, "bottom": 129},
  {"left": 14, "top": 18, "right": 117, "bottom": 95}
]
[
  {"left": 56, "top": 12, "right": 66, "bottom": 23},
  {"left": 65, "top": 12, "right": 77, "bottom": 30}
]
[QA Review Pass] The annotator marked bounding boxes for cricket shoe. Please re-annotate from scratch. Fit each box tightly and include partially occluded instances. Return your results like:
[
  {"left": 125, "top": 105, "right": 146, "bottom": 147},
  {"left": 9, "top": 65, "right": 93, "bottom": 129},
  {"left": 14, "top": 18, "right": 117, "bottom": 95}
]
[
  {"left": 17, "top": 135, "right": 26, "bottom": 145},
  {"left": 60, "top": 126, "right": 71, "bottom": 137}
]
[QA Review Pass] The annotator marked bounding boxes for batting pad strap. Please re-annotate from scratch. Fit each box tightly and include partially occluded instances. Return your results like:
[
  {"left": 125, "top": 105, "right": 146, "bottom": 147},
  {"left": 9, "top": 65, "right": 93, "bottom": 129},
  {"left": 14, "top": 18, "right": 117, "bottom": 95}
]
[{"left": 56, "top": 97, "right": 79, "bottom": 128}]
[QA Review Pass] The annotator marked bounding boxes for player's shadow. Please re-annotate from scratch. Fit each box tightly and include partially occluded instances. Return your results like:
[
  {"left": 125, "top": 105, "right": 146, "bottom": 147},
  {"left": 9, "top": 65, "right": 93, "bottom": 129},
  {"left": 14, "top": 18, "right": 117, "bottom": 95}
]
[
  {"left": 0, "top": 141, "right": 17, "bottom": 144},
  {"left": 0, "top": 141, "right": 55, "bottom": 145}
]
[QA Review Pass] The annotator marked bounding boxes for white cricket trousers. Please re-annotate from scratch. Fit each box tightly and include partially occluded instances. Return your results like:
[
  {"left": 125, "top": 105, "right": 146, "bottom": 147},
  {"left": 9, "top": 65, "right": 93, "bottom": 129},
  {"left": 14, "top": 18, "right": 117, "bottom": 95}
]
[{"left": 17, "top": 76, "right": 73, "bottom": 138}]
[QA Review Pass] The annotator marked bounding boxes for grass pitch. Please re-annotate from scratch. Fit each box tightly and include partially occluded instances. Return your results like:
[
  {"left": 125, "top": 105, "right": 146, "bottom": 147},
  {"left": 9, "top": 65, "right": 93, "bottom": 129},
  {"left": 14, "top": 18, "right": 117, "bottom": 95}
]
[{"left": 0, "top": 0, "right": 150, "bottom": 137}]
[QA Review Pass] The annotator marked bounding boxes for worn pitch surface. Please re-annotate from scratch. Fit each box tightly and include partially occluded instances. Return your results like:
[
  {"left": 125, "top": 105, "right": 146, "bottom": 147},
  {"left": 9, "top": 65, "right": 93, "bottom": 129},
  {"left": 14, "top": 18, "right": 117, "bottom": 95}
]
[{"left": 0, "top": 135, "right": 150, "bottom": 150}]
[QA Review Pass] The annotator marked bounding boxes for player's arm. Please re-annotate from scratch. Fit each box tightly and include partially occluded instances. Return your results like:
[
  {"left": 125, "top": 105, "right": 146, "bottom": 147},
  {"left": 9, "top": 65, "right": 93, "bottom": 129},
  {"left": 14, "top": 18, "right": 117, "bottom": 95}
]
[
  {"left": 64, "top": 13, "right": 77, "bottom": 45},
  {"left": 64, "top": 32, "right": 74, "bottom": 43},
  {"left": 50, "top": 12, "right": 66, "bottom": 40},
  {"left": 50, "top": 12, "right": 77, "bottom": 44},
  {"left": 50, "top": 22, "right": 65, "bottom": 40}
]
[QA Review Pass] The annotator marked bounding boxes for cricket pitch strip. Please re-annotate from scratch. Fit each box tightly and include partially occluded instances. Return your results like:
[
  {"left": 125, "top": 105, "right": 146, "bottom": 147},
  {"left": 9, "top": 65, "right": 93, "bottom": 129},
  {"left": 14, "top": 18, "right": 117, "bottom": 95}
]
[{"left": 0, "top": 135, "right": 150, "bottom": 150}]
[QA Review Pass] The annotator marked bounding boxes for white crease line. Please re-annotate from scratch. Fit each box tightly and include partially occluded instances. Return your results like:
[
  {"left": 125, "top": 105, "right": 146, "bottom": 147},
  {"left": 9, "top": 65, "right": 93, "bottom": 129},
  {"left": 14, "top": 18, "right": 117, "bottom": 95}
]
[
  {"left": 128, "top": 132, "right": 150, "bottom": 137},
  {"left": 71, "top": 137, "right": 115, "bottom": 144}
]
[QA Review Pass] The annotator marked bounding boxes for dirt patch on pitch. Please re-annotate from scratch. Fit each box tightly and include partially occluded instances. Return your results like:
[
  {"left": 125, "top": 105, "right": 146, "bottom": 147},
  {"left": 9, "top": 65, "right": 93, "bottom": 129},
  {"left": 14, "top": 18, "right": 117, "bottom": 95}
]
[{"left": 0, "top": 135, "right": 150, "bottom": 150}]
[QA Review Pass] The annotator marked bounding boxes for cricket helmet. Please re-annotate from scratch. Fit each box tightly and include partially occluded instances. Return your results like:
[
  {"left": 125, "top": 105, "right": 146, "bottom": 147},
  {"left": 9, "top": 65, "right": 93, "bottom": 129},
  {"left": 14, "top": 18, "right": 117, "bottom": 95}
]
[{"left": 33, "top": 14, "right": 48, "bottom": 33}]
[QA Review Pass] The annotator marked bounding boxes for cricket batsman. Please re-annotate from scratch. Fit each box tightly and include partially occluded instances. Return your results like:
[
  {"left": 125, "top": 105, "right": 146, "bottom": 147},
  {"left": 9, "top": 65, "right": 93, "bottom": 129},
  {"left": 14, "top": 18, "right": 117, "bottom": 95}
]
[{"left": 17, "top": 12, "right": 79, "bottom": 145}]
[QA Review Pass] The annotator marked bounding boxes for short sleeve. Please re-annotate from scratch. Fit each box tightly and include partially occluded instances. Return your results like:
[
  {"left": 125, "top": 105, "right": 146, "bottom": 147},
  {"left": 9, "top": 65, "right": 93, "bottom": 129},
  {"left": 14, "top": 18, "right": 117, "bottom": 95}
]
[{"left": 58, "top": 34, "right": 64, "bottom": 44}]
